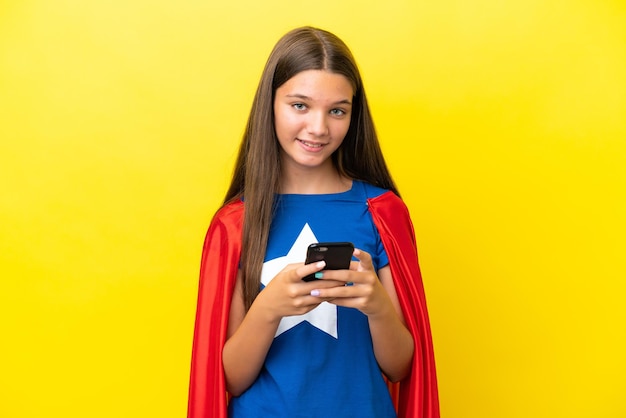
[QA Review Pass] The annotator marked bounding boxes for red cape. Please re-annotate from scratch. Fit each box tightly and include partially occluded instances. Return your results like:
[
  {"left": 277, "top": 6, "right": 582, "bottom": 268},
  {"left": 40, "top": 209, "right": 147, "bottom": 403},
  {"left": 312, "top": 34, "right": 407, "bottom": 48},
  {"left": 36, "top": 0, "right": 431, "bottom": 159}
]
[{"left": 188, "top": 191, "right": 439, "bottom": 418}]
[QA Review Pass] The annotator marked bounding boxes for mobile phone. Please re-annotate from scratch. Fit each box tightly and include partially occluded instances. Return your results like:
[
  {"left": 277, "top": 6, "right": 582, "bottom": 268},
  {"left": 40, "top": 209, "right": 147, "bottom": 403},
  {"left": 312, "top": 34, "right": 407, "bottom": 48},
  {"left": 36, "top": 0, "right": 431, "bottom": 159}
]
[{"left": 302, "top": 242, "right": 354, "bottom": 281}]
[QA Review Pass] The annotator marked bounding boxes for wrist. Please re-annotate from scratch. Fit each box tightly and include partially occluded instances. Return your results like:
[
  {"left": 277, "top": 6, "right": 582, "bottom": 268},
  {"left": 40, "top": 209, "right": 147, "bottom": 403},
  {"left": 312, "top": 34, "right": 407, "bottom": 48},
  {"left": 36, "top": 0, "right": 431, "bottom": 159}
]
[
  {"left": 250, "top": 293, "right": 283, "bottom": 326},
  {"left": 366, "top": 298, "right": 396, "bottom": 322}
]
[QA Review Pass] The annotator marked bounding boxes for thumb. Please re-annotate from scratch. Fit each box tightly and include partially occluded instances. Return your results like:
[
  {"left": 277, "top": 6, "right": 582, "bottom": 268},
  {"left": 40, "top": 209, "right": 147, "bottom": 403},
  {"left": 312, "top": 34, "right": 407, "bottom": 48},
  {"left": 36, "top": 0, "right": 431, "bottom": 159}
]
[{"left": 353, "top": 248, "right": 374, "bottom": 272}]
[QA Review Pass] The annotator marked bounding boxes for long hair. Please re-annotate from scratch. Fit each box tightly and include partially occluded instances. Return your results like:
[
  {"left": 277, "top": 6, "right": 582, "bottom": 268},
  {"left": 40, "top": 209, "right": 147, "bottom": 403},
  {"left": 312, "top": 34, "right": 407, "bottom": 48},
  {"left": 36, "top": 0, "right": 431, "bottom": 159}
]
[{"left": 223, "top": 26, "right": 399, "bottom": 310}]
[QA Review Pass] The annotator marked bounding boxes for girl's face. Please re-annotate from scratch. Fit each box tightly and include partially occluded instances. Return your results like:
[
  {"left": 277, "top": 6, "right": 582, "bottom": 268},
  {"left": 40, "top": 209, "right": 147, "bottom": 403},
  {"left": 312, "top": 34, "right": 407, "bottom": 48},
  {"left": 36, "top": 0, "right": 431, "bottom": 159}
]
[{"left": 273, "top": 70, "right": 353, "bottom": 173}]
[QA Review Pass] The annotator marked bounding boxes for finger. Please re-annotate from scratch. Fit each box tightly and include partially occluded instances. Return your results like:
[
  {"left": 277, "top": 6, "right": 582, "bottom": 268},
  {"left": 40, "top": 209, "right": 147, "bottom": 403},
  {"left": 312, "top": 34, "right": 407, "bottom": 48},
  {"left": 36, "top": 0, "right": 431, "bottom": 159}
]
[
  {"left": 310, "top": 284, "right": 363, "bottom": 298},
  {"left": 314, "top": 268, "right": 354, "bottom": 284},
  {"left": 352, "top": 248, "right": 374, "bottom": 271},
  {"left": 296, "top": 260, "right": 326, "bottom": 281}
]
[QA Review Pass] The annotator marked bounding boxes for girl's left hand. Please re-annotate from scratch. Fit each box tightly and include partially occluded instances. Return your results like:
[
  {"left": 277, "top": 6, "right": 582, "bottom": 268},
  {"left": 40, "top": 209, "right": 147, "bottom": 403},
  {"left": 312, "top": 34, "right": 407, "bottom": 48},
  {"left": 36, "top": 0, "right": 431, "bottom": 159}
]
[
  {"left": 312, "top": 248, "right": 413, "bottom": 382},
  {"left": 310, "top": 248, "right": 393, "bottom": 318}
]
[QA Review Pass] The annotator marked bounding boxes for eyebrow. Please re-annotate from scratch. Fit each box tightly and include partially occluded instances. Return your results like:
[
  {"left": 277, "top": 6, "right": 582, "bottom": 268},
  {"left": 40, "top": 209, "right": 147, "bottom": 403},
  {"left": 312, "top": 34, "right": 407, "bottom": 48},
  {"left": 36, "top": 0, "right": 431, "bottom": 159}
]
[{"left": 285, "top": 93, "right": 352, "bottom": 106}]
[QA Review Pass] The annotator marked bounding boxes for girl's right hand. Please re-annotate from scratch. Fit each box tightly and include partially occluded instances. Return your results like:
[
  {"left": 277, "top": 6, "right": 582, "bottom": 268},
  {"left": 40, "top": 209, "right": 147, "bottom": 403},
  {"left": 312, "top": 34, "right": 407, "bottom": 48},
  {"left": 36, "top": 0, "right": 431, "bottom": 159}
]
[
  {"left": 254, "top": 260, "right": 344, "bottom": 321},
  {"left": 224, "top": 261, "right": 345, "bottom": 396}
]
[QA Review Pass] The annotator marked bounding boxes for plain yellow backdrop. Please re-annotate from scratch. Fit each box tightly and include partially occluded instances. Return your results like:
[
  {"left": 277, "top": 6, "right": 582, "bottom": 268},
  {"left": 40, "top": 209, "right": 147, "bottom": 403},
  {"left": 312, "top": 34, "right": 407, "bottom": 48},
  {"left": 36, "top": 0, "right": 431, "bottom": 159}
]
[{"left": 1, "top": 0, "right": 625, "bottom": 417}]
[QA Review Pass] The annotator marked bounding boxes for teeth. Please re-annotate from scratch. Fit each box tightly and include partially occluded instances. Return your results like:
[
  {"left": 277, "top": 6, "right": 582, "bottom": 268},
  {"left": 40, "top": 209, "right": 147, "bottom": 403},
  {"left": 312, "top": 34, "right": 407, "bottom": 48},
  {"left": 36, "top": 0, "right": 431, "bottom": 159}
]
[{"left": 301, "top": 140, "right": 322, "bottom": 148}]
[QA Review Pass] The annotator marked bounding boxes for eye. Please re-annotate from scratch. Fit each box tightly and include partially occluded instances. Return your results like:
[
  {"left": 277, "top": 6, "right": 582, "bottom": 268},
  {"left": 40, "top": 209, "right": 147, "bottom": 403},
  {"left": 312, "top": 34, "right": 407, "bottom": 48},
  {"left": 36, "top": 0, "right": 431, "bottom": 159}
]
[
  {"left": 330, "top": 108, "right": 346, "bottom": 117},
  {"left": 292, "top": 103, "right": 307, "bottom": 111}
]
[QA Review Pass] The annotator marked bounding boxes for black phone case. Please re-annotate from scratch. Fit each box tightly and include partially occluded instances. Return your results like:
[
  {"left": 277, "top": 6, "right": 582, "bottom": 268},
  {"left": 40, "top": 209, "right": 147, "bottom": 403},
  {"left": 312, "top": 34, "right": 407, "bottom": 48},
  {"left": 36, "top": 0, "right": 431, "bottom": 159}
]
[{"left": 302, "top": 242, "right": 354, "bottom": 281}]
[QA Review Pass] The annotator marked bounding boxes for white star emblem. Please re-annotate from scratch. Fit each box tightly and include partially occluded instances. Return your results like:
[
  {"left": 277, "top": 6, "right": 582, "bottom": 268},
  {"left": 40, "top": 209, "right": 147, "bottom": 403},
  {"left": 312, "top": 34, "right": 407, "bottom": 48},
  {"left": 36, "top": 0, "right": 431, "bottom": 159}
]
[{"left": 261, "top": 223, "right": 338, "bottom": 339}]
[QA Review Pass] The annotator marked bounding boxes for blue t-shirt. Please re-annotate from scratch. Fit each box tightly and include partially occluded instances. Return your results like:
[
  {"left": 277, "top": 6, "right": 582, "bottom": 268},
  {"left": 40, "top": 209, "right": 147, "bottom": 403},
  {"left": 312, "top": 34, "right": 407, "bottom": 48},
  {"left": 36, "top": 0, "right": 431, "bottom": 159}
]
[{"left": 228, "top": 181, "right": 397, "bottom": 418}]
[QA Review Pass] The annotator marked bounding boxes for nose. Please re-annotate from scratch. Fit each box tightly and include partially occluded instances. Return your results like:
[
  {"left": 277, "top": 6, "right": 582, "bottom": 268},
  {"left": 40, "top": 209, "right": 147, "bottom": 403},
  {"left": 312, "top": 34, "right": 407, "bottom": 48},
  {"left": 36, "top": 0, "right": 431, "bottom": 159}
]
[{"left": 306, "top": 111, "right": 329, "bottom": 137}]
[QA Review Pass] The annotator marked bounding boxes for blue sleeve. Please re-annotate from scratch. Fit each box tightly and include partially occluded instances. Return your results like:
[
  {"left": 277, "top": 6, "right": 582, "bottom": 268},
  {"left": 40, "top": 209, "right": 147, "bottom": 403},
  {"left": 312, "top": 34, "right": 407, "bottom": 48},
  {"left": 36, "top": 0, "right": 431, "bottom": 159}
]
[
  {"left": 359, "top": 180, "right": 391, "bottom": 271},
  {"left": 376, "top": 229, "right": 389, "bottom": 270}
]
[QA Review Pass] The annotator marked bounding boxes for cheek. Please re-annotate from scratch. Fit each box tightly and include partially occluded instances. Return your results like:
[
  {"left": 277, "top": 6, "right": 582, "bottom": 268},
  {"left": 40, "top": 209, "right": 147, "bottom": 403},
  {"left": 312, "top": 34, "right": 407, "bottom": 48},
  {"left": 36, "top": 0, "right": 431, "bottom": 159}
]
[
  {"left": 275, "top": 112, "right": 299, "bottom": 135},
  {"left": 332, "top": 119, "right": 351, "bottom": 140}
]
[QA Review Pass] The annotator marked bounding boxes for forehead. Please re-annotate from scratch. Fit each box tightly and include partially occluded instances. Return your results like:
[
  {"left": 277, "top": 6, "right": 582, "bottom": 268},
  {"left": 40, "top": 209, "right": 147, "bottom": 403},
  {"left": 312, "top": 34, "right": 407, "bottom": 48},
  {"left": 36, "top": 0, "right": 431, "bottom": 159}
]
[{"left": 276, "top": 70, "right": 354, "bottom": 100}]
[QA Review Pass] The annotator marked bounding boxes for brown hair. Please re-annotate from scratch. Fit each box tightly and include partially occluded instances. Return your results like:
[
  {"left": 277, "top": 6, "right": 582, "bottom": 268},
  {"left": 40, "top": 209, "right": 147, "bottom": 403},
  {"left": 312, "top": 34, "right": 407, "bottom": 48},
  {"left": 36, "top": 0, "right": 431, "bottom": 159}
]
[{"left": 223, "top": 26, "right": 399, "bottom": 310}]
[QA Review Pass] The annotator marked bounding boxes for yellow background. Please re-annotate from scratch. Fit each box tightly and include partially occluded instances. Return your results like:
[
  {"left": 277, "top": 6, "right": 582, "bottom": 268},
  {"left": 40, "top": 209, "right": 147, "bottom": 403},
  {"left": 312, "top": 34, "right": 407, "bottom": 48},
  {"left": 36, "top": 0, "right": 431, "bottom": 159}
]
[{"left": 1, "top": 1, "right": 625, "bottom": 417}]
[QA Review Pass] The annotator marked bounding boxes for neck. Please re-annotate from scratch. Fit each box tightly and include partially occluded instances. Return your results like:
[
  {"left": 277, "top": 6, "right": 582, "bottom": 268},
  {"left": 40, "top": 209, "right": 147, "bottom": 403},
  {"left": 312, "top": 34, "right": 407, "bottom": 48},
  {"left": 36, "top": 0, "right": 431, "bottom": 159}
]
[{"left": 280, "top": 163, "right": 351, "bottom": 194}]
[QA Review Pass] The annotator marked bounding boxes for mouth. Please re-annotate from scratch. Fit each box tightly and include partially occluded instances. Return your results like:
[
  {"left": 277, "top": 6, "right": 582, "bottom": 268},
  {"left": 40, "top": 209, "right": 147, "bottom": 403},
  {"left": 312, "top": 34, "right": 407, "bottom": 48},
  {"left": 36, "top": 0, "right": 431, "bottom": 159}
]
[{"left": 297, "top": 139, "right": 325, "bottom": 149}]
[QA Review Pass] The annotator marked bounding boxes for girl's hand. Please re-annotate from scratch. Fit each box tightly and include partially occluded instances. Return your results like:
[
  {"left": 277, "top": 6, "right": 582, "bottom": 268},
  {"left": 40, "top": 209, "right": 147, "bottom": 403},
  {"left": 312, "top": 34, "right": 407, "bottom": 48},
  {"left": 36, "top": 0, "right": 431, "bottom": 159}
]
[
  {"left": 224, "top": 260, "right": 347, "bottom": 396},
  {"left": 308, "top": 248, "right": 394, "bottom": 318},
  {"left": 311, "top": 249, "right": 394, "bottom": 317},
  {"left": 255, "top": 260, "right": 345, "bottom": 322},
  {"left": 308, "top": 248, "right": 414, "bottom": 382}
]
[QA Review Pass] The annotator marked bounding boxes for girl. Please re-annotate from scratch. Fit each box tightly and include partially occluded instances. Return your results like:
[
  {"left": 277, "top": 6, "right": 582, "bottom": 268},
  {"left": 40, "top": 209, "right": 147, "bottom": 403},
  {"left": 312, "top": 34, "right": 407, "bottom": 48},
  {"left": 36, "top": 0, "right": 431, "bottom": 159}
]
[{"left": 188, "top": 26, "right": 439, "bottom": 418}]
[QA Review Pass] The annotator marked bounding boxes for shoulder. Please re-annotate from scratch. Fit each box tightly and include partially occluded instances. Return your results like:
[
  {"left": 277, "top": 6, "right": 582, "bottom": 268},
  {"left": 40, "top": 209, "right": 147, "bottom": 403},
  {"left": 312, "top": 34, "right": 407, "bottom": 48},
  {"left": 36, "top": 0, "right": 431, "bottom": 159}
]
[
  {"left": 206, "top": 199, "right": 244, "bottom": 238},
  {"left": 368, "top": 190, "right": 406, "bottom": 211},
  {"left": 353, "top": 180, "right": 390, "bottom": 200},
  {"left": 354, "top": 180, "right": 410, "bottom": 219},
  {"left": 213, "top": 198, "right": 244, "bottom": 222},
  {"left": 367, "top": 190, "right": 413, "bottom": 233}
]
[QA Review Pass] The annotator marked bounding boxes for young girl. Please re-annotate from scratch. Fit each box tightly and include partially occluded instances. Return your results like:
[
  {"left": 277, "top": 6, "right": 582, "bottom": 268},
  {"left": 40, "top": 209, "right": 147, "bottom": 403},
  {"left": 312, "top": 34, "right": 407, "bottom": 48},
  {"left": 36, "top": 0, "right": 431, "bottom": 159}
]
[{"left": 188, "top": 27, "right": 439, "bottom": 418}]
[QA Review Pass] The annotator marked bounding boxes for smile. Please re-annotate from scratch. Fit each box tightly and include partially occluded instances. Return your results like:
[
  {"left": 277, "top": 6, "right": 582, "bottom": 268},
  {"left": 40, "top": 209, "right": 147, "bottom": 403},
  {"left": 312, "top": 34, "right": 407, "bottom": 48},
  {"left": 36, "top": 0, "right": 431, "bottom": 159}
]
[{"left": 297, "top": 139, "right": 325, "bottom": 148}]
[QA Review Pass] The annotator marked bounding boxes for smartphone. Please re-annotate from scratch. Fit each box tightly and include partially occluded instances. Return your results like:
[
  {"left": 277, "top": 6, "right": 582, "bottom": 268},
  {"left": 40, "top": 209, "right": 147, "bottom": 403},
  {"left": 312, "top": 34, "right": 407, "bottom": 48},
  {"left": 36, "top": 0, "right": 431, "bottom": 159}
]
[{"left": 302, "top": 242, "right": 354, "bottom": 281}]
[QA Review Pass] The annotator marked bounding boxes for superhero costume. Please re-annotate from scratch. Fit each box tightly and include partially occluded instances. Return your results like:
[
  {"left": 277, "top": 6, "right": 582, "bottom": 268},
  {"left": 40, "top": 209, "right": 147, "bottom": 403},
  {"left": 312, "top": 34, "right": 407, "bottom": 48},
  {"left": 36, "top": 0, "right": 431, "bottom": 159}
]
[{"left": 188, "top": 190, "right": 439, "bottom": 418}]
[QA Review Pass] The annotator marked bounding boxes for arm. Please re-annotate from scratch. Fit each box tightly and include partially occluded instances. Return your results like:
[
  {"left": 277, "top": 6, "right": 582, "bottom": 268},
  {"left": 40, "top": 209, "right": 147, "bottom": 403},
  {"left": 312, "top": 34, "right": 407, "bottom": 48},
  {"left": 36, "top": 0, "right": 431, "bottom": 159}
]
[
  {"left": 369, "top": 265, "right": 414, "bottom": 382},
  {"left": 222, "top": 270, "right": 280, "bottom": 396},
  {"left": 222, "top": 261, "right": 343, "bottom": 396},
  {"left": 310, "top": 250, "right": 414, "bottom": 382},
  {"left": 368, "top": 191, "right": 440, "bottom": 417}
]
